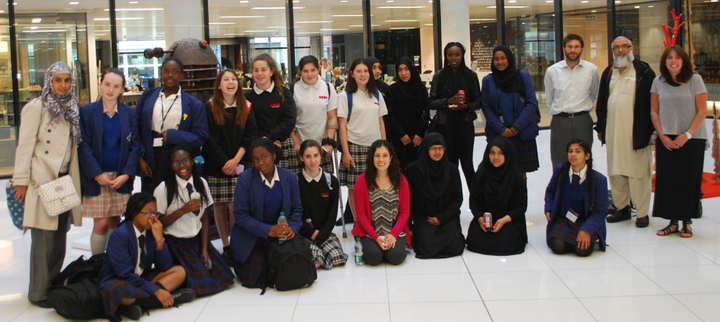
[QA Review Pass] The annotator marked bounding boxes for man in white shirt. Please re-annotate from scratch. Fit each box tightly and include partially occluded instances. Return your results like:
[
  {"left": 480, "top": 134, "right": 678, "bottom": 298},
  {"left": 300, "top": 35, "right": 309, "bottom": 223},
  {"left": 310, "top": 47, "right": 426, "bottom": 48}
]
[{"left": 545, "top": 34, "right": 600, "bottom": 167}]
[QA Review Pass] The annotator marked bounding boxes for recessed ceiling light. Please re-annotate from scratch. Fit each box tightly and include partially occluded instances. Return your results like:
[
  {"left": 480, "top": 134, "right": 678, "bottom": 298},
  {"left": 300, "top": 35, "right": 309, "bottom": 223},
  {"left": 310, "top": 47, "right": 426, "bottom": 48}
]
[
  {"left": 244, "top": 29, "right": 273, "bottom": 32},
  {"left": 648, "top": 5, "right": 654, "bottom": 7},
  {"left": 129, "top": 1, "right": 138, "bottom": 3},
  {"left": 487, "top": 6, "right": 528, "bottom": 8},
  {"left": 389, "top": 27, "right": 414, "bottom": 30},
  {"left": 251, "top": 6, "right": 304, "bottom": 9},
  {"left": 332, "top": 14, "right": 362, "bottom": 17},
  {"left": 509, "top": 0, "right": 516, "bottom": 2},
  {"left": 320, "top": 28, "right": 349, "bottom": 31},
  {"left": 240, "top": 0, "right": 249, "bottom": 2},
  {"left": 219, "top": 15, "right": 265, "bottom": 18},
  {"left": 377, "top": 6, "right": 425, "bottom": 8},
  {"left": 546, "top": 0, "right": 553, "bottom": 3},
  {"left": 296, "top": 21, "right": 333, "bottom": 23},
  {"left": 209, "top": 22, "right": 236, "bottom": 25},
  {"left": 349, "top": 24, "right": 380, "bottom": 27},
  {"left": 69, "top": 2, "right": 79, "bottom": 4},
  {"left": 615, "top": 0, "right": 621, "bottom": 3},
  {"left": 634, "top": 5, "right": 640, "bottom": 8},
  {"left": 591, "top": 10, "right": 597, "bottom": 12},
  {"left": 32, "top": 18, "right": 42, "bottom": 23},
  {"left": 386, "top": 0, "right": 395, "bottom": 2},
  {"left": 470, "top": 18, "right": 497, "bottom": 21},
  {"left": 385, "top": 19, "right": 418, "bottom": 22},
  {"left": 581, "top": 0, "right": 588, "bottom": 3},
  {"left": 103, "top": 8, "right": 163, "bottom": 11}
]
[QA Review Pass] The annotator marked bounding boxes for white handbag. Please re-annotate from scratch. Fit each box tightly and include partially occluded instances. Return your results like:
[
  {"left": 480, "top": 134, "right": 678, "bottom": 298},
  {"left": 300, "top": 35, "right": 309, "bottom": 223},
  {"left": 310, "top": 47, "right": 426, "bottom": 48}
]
[{"left": 32, "top": 175, "right": 81, "bottom": 217}]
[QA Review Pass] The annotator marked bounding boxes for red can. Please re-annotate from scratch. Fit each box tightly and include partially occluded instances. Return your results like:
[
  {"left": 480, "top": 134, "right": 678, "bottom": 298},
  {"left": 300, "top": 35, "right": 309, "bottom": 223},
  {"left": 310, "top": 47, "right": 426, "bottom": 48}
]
[{"left": 457, "top": 90, "right": 466, "bottom": 104}]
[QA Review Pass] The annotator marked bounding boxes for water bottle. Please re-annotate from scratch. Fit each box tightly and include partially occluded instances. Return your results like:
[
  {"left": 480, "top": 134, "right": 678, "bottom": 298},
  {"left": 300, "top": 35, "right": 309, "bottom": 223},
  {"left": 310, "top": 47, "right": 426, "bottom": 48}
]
[
  {"left": 278, "top": 212, "right": 288, "bottom": 244},
  {"left": 354, "top": 237, "right": 364, "bottom": 266},
  {"left": 305, "top": 218, "right": 314, "bottom": 229}
]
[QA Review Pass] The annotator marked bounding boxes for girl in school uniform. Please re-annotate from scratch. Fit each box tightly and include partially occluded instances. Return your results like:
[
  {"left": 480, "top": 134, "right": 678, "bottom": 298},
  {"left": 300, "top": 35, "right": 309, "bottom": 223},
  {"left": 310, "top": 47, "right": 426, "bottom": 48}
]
[
  {"left": 154, "top": 145, "right": 235, "bottom": 296},
  {"left": 338, "top": 58, "right": 388, "bottom": 221},
  {"left": 98, "top": 192, "right": 195, "bottom": 321},
  {"left": 79, "top": 68, "right": 142, "bottom": 255}
]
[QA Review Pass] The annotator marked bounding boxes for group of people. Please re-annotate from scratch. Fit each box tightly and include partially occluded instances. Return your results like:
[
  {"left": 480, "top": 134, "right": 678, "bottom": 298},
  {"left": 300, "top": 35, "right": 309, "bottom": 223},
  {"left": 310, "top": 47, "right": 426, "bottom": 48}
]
[{"left": 10, "top": 31, "right": 708, "bottom": 320}]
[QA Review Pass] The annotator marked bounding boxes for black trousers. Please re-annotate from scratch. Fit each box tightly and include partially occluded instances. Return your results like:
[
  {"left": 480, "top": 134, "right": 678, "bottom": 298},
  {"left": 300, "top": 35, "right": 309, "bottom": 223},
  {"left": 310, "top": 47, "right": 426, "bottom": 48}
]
[
  {"left": 361, "top": 237, "right": 407, "bottom": 266},
  {"left": 437, "top": 121, "right": 475, "bottom": 186}
]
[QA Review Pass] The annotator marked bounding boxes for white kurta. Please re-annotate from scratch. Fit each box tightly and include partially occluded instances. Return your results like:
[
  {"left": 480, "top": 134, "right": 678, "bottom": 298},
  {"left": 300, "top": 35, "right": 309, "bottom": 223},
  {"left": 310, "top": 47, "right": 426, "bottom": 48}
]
[{"left": 606, "top": 64, "right": 653, "bottom": 178}]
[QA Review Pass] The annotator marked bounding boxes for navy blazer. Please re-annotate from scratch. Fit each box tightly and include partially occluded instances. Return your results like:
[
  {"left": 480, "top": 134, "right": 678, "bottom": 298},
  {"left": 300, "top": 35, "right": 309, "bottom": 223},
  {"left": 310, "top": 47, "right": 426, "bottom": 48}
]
[
  {"left": 78, "top": 100, "right": 141, "bottom": 196},
  {"left": 481, "top": 71, "right": 539, "bottom": 142},
  {"left": 231, "top": 167, "right": 303, "bottom": 263},
  {"left": 98, "top": 220, "right": 173, "bottom": 295},
  {"left": 544, "top": 164, "right": 608, "bottom": 251},
  {"left": 136, "top": 87, "right": 209, "bottom": 171}
]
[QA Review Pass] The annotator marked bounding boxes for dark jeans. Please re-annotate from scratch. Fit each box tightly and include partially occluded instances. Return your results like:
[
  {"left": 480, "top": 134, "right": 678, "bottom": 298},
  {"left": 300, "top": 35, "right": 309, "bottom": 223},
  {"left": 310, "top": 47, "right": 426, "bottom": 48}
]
[{"left": 361, "top": 236, "right": 407, "bottom": 266}]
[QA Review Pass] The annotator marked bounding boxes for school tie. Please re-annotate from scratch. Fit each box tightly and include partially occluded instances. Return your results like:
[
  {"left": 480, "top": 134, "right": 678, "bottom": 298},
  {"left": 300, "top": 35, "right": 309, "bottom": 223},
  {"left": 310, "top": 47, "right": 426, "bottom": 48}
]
[
  {"left": 138, "top": 234, "right": 146, "bottom": 269},
  {"left": 186, "top": 183, "right": 200, "bottom": 216},
  {"left": 572, "top": 174, "right": 581, "bottom": 188}
]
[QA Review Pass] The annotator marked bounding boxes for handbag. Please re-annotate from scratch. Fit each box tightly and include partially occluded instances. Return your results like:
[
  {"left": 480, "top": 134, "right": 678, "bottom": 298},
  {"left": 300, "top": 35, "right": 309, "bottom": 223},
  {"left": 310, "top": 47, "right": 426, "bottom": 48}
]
[
  {"left": 32, "top": 175, "right": 81, "bottom": 217},
  {"left": 6, "top": 180, "right": 24, "bottom": 230}
]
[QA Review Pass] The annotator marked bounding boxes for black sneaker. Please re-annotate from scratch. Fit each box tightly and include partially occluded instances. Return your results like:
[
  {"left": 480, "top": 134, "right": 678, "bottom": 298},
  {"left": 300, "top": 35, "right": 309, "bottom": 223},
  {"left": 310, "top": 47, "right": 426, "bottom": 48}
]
[
  {"left": 606, "top": 205, "right": 631, "bottom": 223},
  {"left": 171, "top": 288, "right": 196, "bottom": 305},
  {"left": 118, "top": 304, "right": 144, "bottom": 320}
]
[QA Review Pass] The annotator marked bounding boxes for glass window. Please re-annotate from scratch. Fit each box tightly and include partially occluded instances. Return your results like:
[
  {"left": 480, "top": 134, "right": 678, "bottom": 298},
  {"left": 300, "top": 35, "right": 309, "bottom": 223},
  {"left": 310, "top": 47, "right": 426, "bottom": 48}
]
[
  {"left": 685, "top": 1, "right": 718, "bottom": 100},
  {"left": 563, "top": 0, "right": 609, "bottom": 80}
]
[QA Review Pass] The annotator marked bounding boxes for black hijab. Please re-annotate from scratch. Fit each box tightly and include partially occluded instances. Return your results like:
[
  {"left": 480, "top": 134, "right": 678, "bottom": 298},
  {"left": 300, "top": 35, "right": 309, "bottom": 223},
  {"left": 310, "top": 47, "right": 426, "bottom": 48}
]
[
  {"left": 394, "top": 57, "right": 425, "bottom": 100},
  {"left": 491, "top": 45, "right": 526, "bottom": 96},
  {"left": 472, "top": 136, "right": 521, "bottom": 211},
  {"left": 412, "top": 132, "right": 451, "bottom": 200}
]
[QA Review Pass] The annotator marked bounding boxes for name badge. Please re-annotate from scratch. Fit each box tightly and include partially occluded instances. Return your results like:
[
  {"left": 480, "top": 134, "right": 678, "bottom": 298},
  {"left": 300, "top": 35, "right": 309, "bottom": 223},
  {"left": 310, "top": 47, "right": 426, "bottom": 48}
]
[
  {"left": 566, "top": 209, "right": 579, "bottom": 223},
  {"left": 153, "top": 137, "right": 163, "bottom": 147}
]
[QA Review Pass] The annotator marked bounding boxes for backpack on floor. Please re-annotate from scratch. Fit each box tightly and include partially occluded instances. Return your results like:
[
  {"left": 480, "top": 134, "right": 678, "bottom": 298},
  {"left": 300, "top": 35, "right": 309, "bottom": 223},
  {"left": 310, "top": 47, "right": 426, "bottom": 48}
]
[
  {"left": 47, "top": 254, "right": 105, "bottom": 320},
  {"left": 266, "top": 236, "right": 317, "bottom": 292}
]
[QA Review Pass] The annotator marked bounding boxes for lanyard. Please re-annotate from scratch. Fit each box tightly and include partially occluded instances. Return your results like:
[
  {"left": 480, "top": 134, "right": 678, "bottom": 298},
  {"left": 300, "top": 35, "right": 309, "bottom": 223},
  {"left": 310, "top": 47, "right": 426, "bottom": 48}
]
[{"left": 160, "top": 91, "right": 180, "bottom": 132}]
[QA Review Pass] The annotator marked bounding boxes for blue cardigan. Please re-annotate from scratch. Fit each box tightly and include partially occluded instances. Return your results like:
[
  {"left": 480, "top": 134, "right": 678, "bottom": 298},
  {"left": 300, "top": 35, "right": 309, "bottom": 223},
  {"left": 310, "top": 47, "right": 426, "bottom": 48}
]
[
  {"left": 231, "top": 167, "right": 303, "bottom": 263},
  {"left": 480, "top": 71, "right": 539, "bottom": 142},
  {"left": 136, "top": 87, "right": 209, "bottom": 171},
  {"left": 544, "top": 164, "right": 608, "bottom": 251},
  {"left": 98, "top": 220, "right": 173, "bottom": 295},
  {"left": 78, "top": 100, "right": 141, "bottom": 196}
]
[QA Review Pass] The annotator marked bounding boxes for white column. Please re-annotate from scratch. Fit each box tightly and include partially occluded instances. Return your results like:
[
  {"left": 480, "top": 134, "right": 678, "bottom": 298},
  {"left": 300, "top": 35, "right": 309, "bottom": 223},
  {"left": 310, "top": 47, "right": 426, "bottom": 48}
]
[
  {"left": 87, "top": 11, "right": 99, "bottom": 102},
  {"left": 420, "top": 27, "right": 435, "bottom": 73},
  {"left": 163, "top": 1, "right": 203, "bottom": 48},
  {"left": 441, "top": 0, "right": 471, "bottom": 66}
]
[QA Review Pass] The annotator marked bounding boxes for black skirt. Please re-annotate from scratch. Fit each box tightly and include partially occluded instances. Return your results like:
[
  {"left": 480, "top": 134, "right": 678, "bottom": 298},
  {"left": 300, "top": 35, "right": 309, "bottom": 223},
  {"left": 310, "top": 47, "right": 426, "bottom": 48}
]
[
  {"left": 412, "top": 218, "right": 465, "bottom": 259},
  {"left": 466, "top": 216, "right": 526, "bottom": 256},
  {"left": 653, "top": 136, "right": 705, "bottom": 221}
]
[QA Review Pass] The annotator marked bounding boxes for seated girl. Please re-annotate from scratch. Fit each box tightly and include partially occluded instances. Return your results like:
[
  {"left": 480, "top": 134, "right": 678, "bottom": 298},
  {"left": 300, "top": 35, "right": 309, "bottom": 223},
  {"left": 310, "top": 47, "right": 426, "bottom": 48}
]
[
  {"left": 351, "top": 140, "right": 410, "bottom": 266},
  {"left": 404, "top": 133, "right": 465, "bottom": 259},
  {"left": 466, "top": 136, "right": 528, "bottom": 255},
  {"left": 544, "top": 139, "right": 608, "bottom": 257},
  {"left": 98, "top": 192, "right": 195, "bottom": 321},
  {"left": 230, "top": 138, "right": 303, "bottom": 288},
  {"left": 154, "top": 145, "right": 235, "bottom": 296},
  {"left": 297, "top": 140, "right": 348, "bottom": 269}
]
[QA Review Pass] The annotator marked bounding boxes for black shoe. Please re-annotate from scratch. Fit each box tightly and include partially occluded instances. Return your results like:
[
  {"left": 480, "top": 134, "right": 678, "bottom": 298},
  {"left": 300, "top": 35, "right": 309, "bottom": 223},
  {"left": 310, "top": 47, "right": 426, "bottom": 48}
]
[
  {"left": 118, "top": 304, "right": 144, "bottom": 320},
  {"left": 606, "top": 206, "right": 631, "bottom": 223},
  {"left": 171, "top": 288, "right": 196, "bottom": 306},
  {"left": 635, "top": 216, "right": 649, "bottom": 228},
  {"left": 32, "top": 300, "right": 52, "bottom": 308}
]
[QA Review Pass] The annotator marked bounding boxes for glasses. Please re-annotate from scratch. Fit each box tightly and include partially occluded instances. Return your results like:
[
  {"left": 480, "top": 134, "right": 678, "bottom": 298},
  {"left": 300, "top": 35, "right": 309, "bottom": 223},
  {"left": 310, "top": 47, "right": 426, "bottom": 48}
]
[
  {"left": 162, "top": 70, "right": 181, "bottom": 75},
  {"left": 429, "top": 146, "right": 446, "bottom": 152},
  {"left": 612, "top": 44, "right": 632, "bottom": 51},
  {"left": 139, "top": 211, "right": 159, "bottom": 218},
  {"left": 171, "top": 159, "right": 192, "bottom": 167}
]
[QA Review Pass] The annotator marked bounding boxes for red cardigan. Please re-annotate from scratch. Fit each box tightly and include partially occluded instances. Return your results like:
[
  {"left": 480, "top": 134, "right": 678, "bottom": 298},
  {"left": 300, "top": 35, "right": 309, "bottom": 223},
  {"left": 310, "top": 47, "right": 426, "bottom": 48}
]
[{"left": 351, "top": 173, "right": 412, "bottom": 247}]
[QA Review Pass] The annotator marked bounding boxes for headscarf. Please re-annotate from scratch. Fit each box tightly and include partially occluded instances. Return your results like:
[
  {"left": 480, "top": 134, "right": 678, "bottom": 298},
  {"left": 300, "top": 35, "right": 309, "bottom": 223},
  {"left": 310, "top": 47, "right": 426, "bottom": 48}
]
[
  {"left": 394, "top": 57, "right": 426, "bottom": 100},
  {"left": 366, "top": 56, "right": 390, "bottom": 94},
  {"left": 412, "top": 132, "right": 451, "bottom": 200},
  {"left": 490, "top": 45, "right": 525, "bottom": 96},
  {"left": 472, "top": 136, "right": 521, "bottom": 211},
  {"left": 42, "top": 61, "right": 81, "bottom": 144}
]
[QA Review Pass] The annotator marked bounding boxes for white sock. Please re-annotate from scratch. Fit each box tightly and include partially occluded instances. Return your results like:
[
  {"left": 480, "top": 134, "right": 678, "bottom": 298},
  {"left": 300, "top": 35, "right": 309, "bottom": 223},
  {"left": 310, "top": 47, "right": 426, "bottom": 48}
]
[{"left": 90, "top": 232, "right": 107, "bottom": 255}]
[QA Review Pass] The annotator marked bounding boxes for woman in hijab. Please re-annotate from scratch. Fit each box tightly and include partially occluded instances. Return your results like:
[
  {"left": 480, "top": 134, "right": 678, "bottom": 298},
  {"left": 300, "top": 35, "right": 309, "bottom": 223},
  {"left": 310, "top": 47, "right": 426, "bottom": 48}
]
[
  {"left": 466, "top": 136, "right": 528, "bottom": 255},
  {"left": 480, "top": 45, "right": 540, "bottom": 176},
  {"left": 405, "top": 133, "right": 464, "bottom": 259},
  {"left": 389, "top": 57, "right": 429, "bottom": 168},
  {"left": 12, "top": 62, "right": 84, "bottom": 307}
]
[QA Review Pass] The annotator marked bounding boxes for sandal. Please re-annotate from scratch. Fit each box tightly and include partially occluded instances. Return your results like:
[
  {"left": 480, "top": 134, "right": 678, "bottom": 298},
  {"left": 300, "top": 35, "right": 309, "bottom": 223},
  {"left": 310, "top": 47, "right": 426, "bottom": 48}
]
[
  {"left": 657, "top": 220, "right": 679, "bottom": 236},
  {"left": 681, "top": 221, "right": 693, "bottom": 238}
]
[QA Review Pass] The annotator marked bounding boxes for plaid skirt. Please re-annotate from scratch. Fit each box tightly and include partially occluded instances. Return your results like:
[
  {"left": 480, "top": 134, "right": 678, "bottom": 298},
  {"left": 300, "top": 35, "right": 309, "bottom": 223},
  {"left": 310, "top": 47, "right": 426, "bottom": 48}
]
[
  {"left": 510, "top": 136, "right": 539, "bottom": 173},
  {"left": 82, "top": 172, "right": 130, "bottom": 218},
  {"left": 286, "top": 150, "right": 335, "bottom": 174},
  {"left": 165, "top": 235, "right": 235, "bottom": 296},
  {"left": 339, "top": 142, "right": 369, "bottom": 188},
  {"left": 548, "top": 217, "right": 597, "bottom": 245},
  {"left": 278, "top": 138, "right": 294, "bottom": 169},
  {"left": 232, "top": 240, "right": 266, "bottom": 289},
  {"left": 100, "top": 269, "right": 161, "bottom": 318},
  {"left": 309, "top": 233, "right": 347, "bottom": 269},
  {"left": 205, "top": 175, "right": 238, "bottom": 203}
]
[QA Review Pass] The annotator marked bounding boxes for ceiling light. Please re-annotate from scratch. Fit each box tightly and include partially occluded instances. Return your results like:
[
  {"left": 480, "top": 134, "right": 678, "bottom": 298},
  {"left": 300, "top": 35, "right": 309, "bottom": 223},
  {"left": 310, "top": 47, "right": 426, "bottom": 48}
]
[
  {"left": 32, "top": 18, "right": 42, "bottom": 23},
  {"left": 470, "top": 18, "right": 496, "bottom": 21},
  {"left": 240, "top": 0, "right": 249, "bottom": 2},
  {"left": 94, "top": 17, "right": 144, "bottom": 21},
  {"left": 129, "top": 1, "right": 138, "bottom": 3},
  {"left": 386, "top": 0, "right": 394, "bottom": 2},
  {"left": 546, "top": 0, "right": 553, "bottom": 2},
  {"left": 581, "top": 0, "right": 588, "bottom": 2},
  {"left": 509, "top": 0, "right": 516, "bottom": 2},
  {"left": 385, "top": 19, "right": 418, "bottom": 22},
  {"left": 251, "top": 6, "right": 304, "bottom": 9},
  {"left": 332, "top": 14, "right": 362, "bottom": 17},
  {"left": 209, "top": 22, "right": 236, "bottom": 25},
  {"left": 244, "top": 29, "right": 273, "bottom": 32},
  {"left": 69, "top": 2, "right": 79, "bottom": 4},
  {"left": 487, "top": 6, "right": 528, "bottom": 8},
  {"left": 648, "top": 5, "right": 654, "bottom": 7},
  {"left": 377, "top": 6, "right": 425, "bottom": 8},
  {"left": 103, "top": 8, "right": 163, "bottom": 11},
  {"left": 591, "top": 10, "right": 597, "bottom": 12},
  {"left": 634, "top": 5, "right": 640, "bottom": 8},
  {"left": 220, "top": 15, "right": 265, "bottom": 18},
  {"left": 349, "top": 24, "right": 380, "bottom": 27},
  {"left": 23, "top": 29, "right": 66, "bottom": 33},
  {"left": 320, "top": 28, "right": 349, "bottom": 31},
  {"left": 389, "top": 27, "right": 415, "bottom": 30},
  {"left": 296, "top": 21, "right": 333, "bottom": 23},
  {"left": 615, "top": 0, "right": 621, "bottom": 3}
]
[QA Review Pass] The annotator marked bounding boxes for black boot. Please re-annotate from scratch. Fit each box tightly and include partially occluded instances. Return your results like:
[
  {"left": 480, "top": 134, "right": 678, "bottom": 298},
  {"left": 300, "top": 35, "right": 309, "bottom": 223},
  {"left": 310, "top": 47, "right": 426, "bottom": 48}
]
[{"left": 606, "top": 205, "right": 632, "bottom": 223}]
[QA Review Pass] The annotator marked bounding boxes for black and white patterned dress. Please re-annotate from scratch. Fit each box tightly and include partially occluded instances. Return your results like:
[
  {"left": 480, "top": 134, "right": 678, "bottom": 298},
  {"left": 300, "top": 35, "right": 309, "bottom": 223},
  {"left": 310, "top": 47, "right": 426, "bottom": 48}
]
[{"left": 369, "top": 186, "right": 406, "bottom": 238}]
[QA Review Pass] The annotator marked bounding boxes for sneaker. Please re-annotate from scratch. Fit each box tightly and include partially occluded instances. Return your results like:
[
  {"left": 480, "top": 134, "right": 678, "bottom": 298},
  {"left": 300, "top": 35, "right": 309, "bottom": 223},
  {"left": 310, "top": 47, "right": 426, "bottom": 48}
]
[
  {"left": 171, "top": 288, "right": 196, "bottom": 305},
  {"left": 635, "top": 216, "right": 649, "bottom": 228},
  {"left": 606, "top": 205, "right": 631, "bottom": 223},
  {"left": 118, "top": 304, "right": 144, "bottom": 320}
]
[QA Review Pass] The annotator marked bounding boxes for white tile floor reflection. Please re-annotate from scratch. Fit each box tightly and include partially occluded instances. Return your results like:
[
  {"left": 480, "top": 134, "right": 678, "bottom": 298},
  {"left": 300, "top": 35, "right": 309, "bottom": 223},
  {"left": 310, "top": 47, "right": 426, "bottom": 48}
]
[{"left": 2, "top": 121, "right": 720, "bottom": 321}]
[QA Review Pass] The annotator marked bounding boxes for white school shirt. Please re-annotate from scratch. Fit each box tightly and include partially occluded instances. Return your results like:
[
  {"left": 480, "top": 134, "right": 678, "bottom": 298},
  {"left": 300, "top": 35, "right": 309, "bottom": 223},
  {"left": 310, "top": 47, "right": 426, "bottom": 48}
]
[
  {"left": 337, "top": 89, "right": 388, "bottom": 147},
  {"left": 152, "top": 88, "right": 183, "bottom": 132},
  {"left": 261, "top": 165, "right": 281, "bottom": 189},
  {"left": 568, "top": 164, "right": 588, "bottom": 185},
  {"left": 544, "top": 59, "right": 600, "bottom": 115},
  {"left": 154, "top": 175, "right": 214, "bottom": 238},
  {"left": 293, "top": 75, "right": 338, "bottom": 143},
  {"left": 133, "top": 225, "right": 146, "bottom": 276}
]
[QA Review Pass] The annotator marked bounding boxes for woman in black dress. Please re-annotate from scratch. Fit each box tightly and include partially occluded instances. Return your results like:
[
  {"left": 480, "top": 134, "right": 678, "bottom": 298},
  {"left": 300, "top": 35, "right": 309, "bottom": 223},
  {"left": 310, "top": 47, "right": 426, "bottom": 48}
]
[
  {"left": 405, "top": 133, "right": 464, "bottom": 259},
  {"left": 389, "top": 57, "right": 428, "bottom": 168}
]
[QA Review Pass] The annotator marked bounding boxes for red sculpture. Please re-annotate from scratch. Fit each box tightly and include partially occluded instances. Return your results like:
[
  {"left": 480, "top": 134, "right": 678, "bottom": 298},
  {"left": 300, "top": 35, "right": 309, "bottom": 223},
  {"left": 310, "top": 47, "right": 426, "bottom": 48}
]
[{"left": 662, "top": 9, "right": 686, "bottom": 48}]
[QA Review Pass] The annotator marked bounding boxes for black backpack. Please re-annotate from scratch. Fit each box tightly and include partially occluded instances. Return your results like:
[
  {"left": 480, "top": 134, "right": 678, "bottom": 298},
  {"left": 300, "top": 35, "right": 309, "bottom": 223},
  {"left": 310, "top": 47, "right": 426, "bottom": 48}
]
[
  {"left": 266, "top": 236, "right": 317, "bottom": 292},
  {"left": 47, "top": 254, "right": 105, "bottom": 320}
]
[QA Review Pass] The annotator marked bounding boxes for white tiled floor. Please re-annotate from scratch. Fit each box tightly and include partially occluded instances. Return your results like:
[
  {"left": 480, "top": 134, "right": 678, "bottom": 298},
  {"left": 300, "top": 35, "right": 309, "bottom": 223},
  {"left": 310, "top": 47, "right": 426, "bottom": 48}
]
[{"left": 2, "top": 121, "right": 720, "bottom": 321}]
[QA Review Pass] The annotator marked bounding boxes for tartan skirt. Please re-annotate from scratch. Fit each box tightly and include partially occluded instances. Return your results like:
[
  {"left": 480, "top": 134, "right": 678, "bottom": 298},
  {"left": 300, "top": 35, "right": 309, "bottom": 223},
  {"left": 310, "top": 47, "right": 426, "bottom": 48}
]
[
  {"left": 205, "top": 175, "right": 238, "bottom": 203},
  {"left": 286, "top": 150, "right": 335, "bottom": 174},
  {"left": 232, "top": 240, "right": 266, "bottom": 289},
  {"left": 278, "top": 138, "right": 294, "bottom": 170},
  {"left": 548, "top": 217, "right": 597, "bottom": 245},
  {"left": 309, "top": 233, "right": 347, "bottom": 269},
  {"left": 509, "top": 136, "right": 539, "bottom": 173},
  {"left": 165, "top": 235, "right": 235, "bottom": 296},
  {"left": 100, "top": 269, "right": 161, "bottom": 318},
  {"left": 82, "top": 172, "right": 131, "bottom": 218},
  {"left": 339, "top": 142, "right": 369, "bottom": 188}
]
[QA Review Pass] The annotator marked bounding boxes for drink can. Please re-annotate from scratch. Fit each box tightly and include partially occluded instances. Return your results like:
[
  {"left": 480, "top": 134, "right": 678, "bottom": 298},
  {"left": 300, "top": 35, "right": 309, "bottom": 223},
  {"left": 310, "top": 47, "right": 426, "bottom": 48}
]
[
  {"left": 458, "top": 90, "right": 466, "bottom": 104},
  {"left": 484, "top": 212, "right": 492, "bottom": 230},
  {"left": 191, "top": 192, "right": 201, "bottom": 200}
]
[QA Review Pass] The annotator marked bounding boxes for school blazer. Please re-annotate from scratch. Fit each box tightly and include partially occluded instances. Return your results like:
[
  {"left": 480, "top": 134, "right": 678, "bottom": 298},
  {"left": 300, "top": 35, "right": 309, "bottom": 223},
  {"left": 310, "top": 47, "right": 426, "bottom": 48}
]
[
  {"left": 78, "top": 100, "right": 142, "bottom": 196},
  {"left": 480, "top": 71, "right": 540, "bottom": 142},
  {"left": 231, "top": 167, "right": 303, "bottom": 263},
  {"left": 98, "top": 220, "right": 173, "bottom": 295},
  {"left": 544, "top": 164, "right": 608, "bottom": 251},
  {"left": 136, "top": 87, "right": 209, "bottom": 171}
]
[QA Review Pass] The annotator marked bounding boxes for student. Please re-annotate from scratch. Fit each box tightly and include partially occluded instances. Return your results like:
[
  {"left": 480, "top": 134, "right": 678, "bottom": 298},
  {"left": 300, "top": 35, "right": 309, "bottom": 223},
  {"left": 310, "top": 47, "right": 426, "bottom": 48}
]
[
  {"left": 136, "top": 57, "right": 209, "bottom": 193},
  {"left": 154, "top": 145, "right": 235, "bottom": 296},
  {"left": 338, "top": 58, "right": 388, "bottom": 221},
  {"left": 297, "top": 140, "right": 347, "bottom": 269},
  {"left": 544, "top": 139, "right": 608, "bottom": 257},
  {"left": 230, "top": 138, "right": 303, "bottom": 288},
  {"left": 389, "top": 57, "right": 429, "bottom": 169},
  {"left": 79, "top": 68, "right": 142, "bottom": 255},
  {"left": 98, "top": 192, "right": 195, "bottom": 321},
  {"left": 202, "top": 70, "right": 258, "bottom": 256},
  {"left": 289, "top": 55, "right": 338, "bottom": 174},
  {"left": 351, "top": 140, "right": 410, "bottom": 266},
  {"left": 244, "top": 53, "right": 297, "bottom": 169},
  {"left": 404, "top": 133, "right": 464, "bottom": 259},
  {"left": 466, "top": 136, "right": 528, "bottom": 256}
]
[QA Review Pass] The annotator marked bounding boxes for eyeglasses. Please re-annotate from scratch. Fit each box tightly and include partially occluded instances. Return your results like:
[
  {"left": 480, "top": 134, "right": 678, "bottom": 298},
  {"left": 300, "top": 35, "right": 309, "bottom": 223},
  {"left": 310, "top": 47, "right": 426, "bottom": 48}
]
[
  {"left": 138, "top": 211, "right": 159, "bottom": 218},
  {"left": 162, "top": 70, "right": 181, "bottom": 75},
  {"left": 612, "top": 44, "right": 632, "bottom": 51},
  {"left": 171, "top": 159, "right": 192, "bottom": 167},
  {"left": 429, "top": 146, "right": 446, "bottom": 152}
]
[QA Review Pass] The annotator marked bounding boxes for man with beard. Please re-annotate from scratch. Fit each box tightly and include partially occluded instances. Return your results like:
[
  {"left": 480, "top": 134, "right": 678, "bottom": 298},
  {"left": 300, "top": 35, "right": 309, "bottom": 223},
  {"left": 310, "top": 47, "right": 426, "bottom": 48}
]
[
  {"left": 595, "top": 36, "right": 656, "bottom": 227},
  {"left": 544, "top": 34, "right": 600, "bottom": 167}
]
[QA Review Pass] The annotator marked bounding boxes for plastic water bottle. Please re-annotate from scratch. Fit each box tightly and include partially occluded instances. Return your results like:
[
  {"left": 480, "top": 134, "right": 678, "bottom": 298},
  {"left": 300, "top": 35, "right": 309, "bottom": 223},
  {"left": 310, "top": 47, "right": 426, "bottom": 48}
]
[
  {"left": 278, "top": 212, "right": 287, "bottom": 244},
  {"left": 354, "top": 237, "right": 364, "bottom": 266}
]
